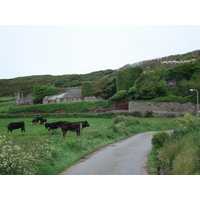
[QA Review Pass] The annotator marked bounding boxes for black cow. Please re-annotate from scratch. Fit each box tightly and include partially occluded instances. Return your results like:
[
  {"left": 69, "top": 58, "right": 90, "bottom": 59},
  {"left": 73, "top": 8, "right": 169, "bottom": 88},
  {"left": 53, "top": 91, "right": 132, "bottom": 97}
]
[
  {"left": 36, "top": 117, "right": 43, "bottom": 124},
  {"left": 41, "top": 119, "right": 47, "bottom": 124},
  {"left": 61, "top": 120, "right": 90, "bottom": 138},
  {"left": 7, "top": 121, "right": 25, "bottom": 132},
  {"left": 45, "top": 121, "right": 63, "bottom": 131},
  {"left": 31, "top": 118, "right": 38, "bottom": 125}
]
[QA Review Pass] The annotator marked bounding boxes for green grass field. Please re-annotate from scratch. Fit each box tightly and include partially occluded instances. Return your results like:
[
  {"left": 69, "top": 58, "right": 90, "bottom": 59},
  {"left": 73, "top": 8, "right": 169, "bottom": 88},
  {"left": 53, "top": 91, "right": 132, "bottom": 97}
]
[
  {"left": 0, "top": 116, "right": 176, "bottom": 175},
  {"left": 0, "top": 97, "right": 15, "bottom": 113}
]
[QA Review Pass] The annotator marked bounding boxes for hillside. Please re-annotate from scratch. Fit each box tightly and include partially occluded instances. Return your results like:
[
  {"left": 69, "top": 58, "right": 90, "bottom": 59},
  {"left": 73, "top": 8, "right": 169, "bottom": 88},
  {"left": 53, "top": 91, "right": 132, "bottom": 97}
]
[
  {"left": 0, "top": 69, "right": 116, "bottom": 96},
  {"left": 133, "top": 49, "right": 200, "bottom": 69},
  {"left": 1, "top": 49, "right": 200, "bottom": 100}
]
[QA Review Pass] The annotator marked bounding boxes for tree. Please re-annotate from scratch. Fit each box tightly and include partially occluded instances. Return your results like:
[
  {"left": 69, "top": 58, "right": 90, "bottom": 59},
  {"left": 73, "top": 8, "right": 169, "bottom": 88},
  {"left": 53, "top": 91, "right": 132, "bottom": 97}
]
[
  {"left": 166, "top": 61, "right": 200, "bottom": 83},
  {"left": 82, "top": 81, "right": 93, "bottom": 97},
  {"left": 116, "top": 66, "right": 143, "bottom": 92},
  {"left": 134, "top": 69, "right": 167, "bottom": 100},
  {"left": 92, "top": 76, "right": 116, "bottom": 99},
  {"left": 33, "top": 84, "right": 58, "bottom": 104}
]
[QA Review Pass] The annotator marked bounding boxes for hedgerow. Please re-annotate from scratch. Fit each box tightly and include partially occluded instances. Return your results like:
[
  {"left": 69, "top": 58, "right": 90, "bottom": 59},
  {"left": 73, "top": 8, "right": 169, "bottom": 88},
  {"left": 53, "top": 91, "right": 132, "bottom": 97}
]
[{"left": 8, "top": 100, "right": 112, "bottom": 114}]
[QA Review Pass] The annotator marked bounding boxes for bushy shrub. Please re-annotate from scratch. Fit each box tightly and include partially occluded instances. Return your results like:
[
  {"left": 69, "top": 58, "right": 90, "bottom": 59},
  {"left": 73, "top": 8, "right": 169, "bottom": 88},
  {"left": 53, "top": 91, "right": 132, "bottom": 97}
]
[
  {"left": 151, "top": 131, "right": 170, "bottom": 149},
  {"left": 175, "top": 112, "right": 200, "bottom": 129},
  {"left": 33, "top": 84, "right": 58, "bottom": 104},
  {"left": 113, "top": 116, "right": 140, "bottom": 126},
  {"left": 132, "top": 111, "right": 142, "bottom": 117},
  {"left": 152, "top": 95, "right": 192, "bottom": 104},
  {"left": 109, "top": 90, "right": 127, "bottom": 101},
  {"left": 145, "top": 111, "right": 153, "bottom": 117}
]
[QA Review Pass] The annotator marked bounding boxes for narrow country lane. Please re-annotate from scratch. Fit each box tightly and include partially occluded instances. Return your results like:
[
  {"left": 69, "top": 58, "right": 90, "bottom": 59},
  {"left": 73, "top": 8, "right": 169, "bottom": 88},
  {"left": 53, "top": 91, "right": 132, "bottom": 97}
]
[{"left": 60, "top": 131, "right": 162, "bottom": 175}]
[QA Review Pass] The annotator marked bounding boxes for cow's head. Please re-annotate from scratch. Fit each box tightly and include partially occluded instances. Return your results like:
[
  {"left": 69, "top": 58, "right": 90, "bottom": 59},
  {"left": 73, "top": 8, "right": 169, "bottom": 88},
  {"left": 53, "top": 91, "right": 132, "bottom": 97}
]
[{"left": 82, "top": 120, "right": 89, "bottom": 128}]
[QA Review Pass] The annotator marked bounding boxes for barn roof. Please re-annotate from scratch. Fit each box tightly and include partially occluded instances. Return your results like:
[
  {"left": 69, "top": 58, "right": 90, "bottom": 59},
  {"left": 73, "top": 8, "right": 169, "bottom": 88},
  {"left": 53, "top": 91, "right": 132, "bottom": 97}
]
[{"left": 43, "top": 88, "right": 82, "bottom": 101}]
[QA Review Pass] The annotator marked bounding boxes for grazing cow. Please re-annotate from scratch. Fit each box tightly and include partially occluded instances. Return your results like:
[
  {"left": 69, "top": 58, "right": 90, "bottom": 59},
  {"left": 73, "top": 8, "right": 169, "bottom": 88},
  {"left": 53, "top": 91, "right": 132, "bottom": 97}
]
[
  {"left": 61, "top": 120, "right": 90, "bottom": 138},
  {"left": 45, "top": 121, "right": 63, "bottom": 131},
  {"left": 7, "top": 121, "right": 25, "bottom": 132},
  {"left": 41, "top": 119, "right": 47, "bottom": 124},
  {"left": 31, "top": 118, "right": 38, "bottom": 125},
  {"left": 36, "top": 117, "right": 43, "bottom": 124}
]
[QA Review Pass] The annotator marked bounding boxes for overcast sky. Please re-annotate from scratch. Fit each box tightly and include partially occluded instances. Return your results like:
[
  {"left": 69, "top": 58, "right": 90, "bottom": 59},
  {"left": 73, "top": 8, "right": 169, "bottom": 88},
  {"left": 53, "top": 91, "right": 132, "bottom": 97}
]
[
  {"left": 0, "top": 0, "right": 200, "bottom": 79},
  {"left": 1, "top": 25, "right": 200, "bottom": 79}
]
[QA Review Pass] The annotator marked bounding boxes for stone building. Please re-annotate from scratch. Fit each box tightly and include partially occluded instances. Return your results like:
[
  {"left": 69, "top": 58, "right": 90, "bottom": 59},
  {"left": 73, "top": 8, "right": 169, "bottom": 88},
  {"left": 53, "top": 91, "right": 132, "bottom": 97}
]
[
  {"left": 43, "top": 87, "right": 82, "bottom": 104},
  {"left": 15, "top": 91, "right": 33, "bottom": 106},
  {"left": 43, "top": 87, "right": 104, "bottom": 104}
]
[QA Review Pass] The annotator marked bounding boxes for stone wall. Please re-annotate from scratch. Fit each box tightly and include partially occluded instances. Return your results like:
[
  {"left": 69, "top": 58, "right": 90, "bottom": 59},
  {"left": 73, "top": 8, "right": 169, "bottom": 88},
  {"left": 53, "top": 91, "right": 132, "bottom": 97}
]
[{"left": 129, "top": 101, "right": 197, "bottom": 117}]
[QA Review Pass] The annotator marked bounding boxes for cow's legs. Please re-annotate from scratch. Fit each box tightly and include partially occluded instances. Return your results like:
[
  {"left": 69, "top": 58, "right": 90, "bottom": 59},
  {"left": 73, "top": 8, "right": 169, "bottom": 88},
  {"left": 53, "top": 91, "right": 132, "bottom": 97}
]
[
  {"left": 76, "top": 130, "right": 80, "bottom": 136},
  {"left": 63, "top": 131, "right": 67, "bottom": 138}
]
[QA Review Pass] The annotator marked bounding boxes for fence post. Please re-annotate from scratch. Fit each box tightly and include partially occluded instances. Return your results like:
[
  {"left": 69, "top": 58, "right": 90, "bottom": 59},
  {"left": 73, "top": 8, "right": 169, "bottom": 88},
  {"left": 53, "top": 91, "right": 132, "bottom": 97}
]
[{"left": 80, "top": 122, "right": 82, "bottom": 136}]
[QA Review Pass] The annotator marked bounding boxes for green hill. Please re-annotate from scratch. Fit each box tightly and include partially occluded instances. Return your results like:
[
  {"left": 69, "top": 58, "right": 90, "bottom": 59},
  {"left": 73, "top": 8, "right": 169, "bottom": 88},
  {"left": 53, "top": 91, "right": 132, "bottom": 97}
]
[
  {"left": 0, "top": 69, "right": 116, "bottom": 97},
  {"left": 1, "top": 49, "right": 200, "bottom": 105}
]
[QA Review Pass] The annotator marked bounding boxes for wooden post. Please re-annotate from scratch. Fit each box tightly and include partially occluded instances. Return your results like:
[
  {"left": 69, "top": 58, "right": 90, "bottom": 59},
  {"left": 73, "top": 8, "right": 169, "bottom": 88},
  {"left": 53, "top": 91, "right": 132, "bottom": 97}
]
[{"left": 80, "top": 122, "right": 82, "bottom": 136}]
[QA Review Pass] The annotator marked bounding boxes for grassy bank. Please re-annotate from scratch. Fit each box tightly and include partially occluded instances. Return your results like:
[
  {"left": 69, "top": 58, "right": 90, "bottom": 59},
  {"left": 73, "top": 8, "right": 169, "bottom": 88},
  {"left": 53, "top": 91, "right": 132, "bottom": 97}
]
[
  {"left": 148, "top": 113, "right": 200, "bottom": 175},
  {"left": 0, "top": 116, "right": 176, "bottom": 175}
]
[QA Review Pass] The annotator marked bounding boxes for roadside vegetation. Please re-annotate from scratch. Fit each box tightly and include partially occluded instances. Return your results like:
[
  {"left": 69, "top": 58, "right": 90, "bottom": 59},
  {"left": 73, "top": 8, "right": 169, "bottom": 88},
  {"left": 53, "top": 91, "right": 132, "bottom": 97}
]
[
  {"left": 148, "top": 112, "right": 200, "bottom": 175},
  {"left": 0, "top": 115, "right": 176, "bottom": 175}
]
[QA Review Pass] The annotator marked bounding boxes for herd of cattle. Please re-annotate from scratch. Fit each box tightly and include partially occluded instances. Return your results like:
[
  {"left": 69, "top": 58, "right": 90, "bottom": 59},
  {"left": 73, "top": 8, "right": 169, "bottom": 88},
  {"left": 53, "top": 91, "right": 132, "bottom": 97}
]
[{"left": 6, "top": 117, "right": 90, "bottom": 138}]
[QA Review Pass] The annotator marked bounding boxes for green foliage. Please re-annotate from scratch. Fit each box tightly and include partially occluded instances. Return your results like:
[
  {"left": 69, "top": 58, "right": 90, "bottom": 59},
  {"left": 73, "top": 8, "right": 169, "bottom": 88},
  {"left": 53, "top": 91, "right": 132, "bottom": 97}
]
[
  {"left": 33, "top": 84, "right": 58, "bottom": 104},
  {"left": 128, "top": 86, "right": 137, "bottom": 95},
  {"left": 116, "top": 66, "right": 143, "bottom": 92},
  {"left": 132, "top": 111, "right": 142, "bottom": 117},
  {"left": 92, "top": 76, "right": 117, "bottom": 99},
  {"left": 109, "top": 90, "right": 127, "bottom": 101},
  {"left": 175, "top": 112, "right": 200, "bottom": 129},
  {"left": 9, "top": 100, "right": 112, "bottom": 114},
  {"left": 166, "top": 61, "right": 200, "bottom": 82},
  {"left": 145, "top": 111, "right": 153, "bottom": 117},
  {"left": 151, "top": 132, "right": 170, "bottom": 149},
  {"left": 133, "top": 69, "right": 167, "bottom": 100},
  {"left": 152, "top": 95, "right": 192, "bottom": 104},
  {"left": 0, "top": 76, "right": 55, "bottom": 96},
  {"left": 0, "top": 70, "right": 115, "bottom": 97},
  {"left": 158, "top": 134, "right": 200, "bottom": 175},
  {"left": 149, "top": 113, "right": 200, "bottom": 175},
  {"left": 82, "top": 81, "right": 93, "bottom": 97}
]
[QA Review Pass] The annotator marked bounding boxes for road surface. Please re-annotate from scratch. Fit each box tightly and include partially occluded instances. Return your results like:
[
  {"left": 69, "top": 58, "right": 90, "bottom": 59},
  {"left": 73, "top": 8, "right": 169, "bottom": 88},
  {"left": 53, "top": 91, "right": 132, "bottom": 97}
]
[{"left": 60, "top": 131, "right": 158, "bottom": 175}]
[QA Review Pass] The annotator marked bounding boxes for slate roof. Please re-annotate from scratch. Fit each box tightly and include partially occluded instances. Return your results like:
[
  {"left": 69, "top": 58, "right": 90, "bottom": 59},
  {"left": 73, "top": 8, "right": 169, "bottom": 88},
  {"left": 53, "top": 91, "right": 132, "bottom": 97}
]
[{"left": 43, "top": 88, "right": 82, "bottom": 101}]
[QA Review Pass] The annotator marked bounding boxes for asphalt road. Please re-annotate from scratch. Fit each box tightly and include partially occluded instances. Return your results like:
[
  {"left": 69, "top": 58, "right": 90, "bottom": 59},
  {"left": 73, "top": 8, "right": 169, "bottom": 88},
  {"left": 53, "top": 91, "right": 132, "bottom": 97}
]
[{"left": 60, "top": 131, "right": 158, "bottom": 175}]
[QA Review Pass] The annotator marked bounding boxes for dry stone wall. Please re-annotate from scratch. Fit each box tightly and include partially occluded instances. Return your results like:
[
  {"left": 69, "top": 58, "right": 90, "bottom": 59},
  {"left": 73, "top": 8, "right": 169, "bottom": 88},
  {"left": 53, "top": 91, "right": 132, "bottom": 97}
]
[{"left": 129, "top": 101, "right": 197, "bottom": 117}]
